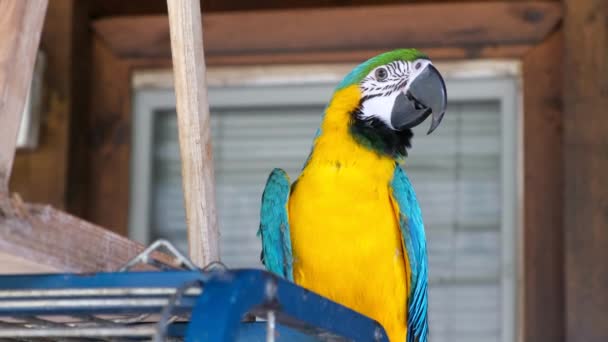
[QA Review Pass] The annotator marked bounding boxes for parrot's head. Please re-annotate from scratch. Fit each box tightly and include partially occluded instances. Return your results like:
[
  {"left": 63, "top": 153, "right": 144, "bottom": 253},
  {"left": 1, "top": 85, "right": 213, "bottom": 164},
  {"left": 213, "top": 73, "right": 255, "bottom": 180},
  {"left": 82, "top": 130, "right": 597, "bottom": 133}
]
[{"left": 332, "top": 49, "right": 447, "bottom": 158}]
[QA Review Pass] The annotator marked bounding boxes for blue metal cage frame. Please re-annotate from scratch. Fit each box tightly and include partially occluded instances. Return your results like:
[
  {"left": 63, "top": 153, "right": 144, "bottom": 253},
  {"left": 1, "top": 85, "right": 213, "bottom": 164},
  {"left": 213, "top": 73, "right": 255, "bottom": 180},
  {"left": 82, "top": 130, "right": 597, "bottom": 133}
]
[{"left": 0, "top": 241, "right": 388, "bottom": 341}]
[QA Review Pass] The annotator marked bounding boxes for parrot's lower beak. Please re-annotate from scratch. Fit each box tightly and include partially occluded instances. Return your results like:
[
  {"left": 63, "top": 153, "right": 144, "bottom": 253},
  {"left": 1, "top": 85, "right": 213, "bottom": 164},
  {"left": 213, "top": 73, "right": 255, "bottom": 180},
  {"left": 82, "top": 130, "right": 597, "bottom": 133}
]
[{"left": 390, "top": 64, "right": 447, "bottom": 134}]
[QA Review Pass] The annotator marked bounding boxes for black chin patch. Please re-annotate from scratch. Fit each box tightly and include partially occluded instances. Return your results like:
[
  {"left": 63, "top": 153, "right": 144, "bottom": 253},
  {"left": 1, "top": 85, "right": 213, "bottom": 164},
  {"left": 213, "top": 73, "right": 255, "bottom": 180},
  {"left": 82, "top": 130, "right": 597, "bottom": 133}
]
[{"left": 350, "top": 112, "right": 413, "bottom": 159}]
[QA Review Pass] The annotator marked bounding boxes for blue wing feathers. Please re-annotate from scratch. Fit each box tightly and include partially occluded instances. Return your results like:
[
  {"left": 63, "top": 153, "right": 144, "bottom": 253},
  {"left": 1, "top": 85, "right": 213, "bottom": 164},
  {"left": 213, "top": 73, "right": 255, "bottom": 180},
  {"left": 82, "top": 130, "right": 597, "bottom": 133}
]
[
  {"left": 391, "top": 166, "right": 429, "bottom": 342},
  {"left": 258, "top": 168, "right": 294, "bottom": 281}
]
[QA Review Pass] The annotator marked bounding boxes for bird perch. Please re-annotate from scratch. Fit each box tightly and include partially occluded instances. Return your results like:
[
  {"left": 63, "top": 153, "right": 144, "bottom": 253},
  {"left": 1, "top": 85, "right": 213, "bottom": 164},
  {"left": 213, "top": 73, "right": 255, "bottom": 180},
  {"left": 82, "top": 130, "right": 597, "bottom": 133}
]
[{"left": 166, "top": 0, "right": 219, "bottom": 266}]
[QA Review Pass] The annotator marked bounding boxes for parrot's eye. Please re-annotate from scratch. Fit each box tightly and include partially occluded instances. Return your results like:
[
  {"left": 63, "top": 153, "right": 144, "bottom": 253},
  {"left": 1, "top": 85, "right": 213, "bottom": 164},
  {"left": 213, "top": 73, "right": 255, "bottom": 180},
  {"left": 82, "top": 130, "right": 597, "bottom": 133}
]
[{"left": 375, "top": 67, "right": 388, "bottom": 81}]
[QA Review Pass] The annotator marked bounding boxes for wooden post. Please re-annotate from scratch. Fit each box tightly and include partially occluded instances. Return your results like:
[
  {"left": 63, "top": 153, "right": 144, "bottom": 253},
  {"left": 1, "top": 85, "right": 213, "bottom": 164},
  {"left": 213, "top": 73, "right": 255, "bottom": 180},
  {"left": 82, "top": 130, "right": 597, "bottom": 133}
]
[
  {"left": 563, "top": 0, "right": 608, "bottom": 341},
  {"left": 0, "top": 1, "right": 48, "bottom": 193},
  {"left": 166, "top": 0, "right": 219, "bottom": 266},
  {"left": 522, "top": 31, "right": 564, "bottom": 342}
]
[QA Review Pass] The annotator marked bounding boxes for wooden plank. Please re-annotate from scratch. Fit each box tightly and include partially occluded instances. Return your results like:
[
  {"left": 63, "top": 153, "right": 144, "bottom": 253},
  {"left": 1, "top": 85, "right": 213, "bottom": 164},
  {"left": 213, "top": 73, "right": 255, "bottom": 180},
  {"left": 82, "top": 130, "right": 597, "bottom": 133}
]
[
  {"left": 88, "top": 0, "right": 560, "bottom": 18},
  {"left": 563, "top": 0, "right": 608, "bottom": 341},
  {"left": 166, "top": 0, "right": 219, "bottom": 266},
  {"left": 0, "top": 194, "right": 155, "bottom": 273},
  {"left": 92, "top": 2, "right": 562, "bottom": 61},
  {"left": 11, "top": 0, "right": 89, "bottom": 209},
  {"left": 522, "top": 31, "right": 564, "bottom": 342},
  {"left": 0, "top": 1, "right": 48, "bottom": 192}
]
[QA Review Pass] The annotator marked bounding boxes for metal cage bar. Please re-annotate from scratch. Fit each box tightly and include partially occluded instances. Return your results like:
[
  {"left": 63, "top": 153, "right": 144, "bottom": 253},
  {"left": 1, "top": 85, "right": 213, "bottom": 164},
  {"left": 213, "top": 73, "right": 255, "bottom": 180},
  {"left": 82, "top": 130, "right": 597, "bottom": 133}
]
[{"left": 0, "top": 269, "right": 388, "bottom": 341}]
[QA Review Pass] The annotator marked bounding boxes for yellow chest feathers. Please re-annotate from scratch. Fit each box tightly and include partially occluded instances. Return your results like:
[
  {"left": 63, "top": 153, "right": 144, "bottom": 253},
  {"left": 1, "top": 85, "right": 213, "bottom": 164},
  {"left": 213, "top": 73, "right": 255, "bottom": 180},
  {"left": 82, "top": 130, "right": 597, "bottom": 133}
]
[{"left": 287, "top": 85, "right": 409, "bottom": 342}]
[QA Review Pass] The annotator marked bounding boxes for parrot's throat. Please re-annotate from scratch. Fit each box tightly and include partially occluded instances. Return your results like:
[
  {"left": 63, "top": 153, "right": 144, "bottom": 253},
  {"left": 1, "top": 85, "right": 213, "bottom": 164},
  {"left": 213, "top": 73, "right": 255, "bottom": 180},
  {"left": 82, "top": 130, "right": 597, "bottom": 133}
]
[
  {"left": 314, "top": 84, "right": 412, "bottom": 162},
  {"left": 350, "top": 108, "right": 413, "bottom": 159}
]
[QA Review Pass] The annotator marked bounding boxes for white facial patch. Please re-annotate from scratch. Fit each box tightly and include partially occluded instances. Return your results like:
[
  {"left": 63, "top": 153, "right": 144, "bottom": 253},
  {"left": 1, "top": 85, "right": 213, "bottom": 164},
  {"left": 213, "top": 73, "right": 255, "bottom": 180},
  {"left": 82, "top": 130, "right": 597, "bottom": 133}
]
[
  {"left": 357, "top": 59, "right": 433, "bottom": 130},
  {"left": 358, "top": 91, "right": 400, "bottom": 128}
]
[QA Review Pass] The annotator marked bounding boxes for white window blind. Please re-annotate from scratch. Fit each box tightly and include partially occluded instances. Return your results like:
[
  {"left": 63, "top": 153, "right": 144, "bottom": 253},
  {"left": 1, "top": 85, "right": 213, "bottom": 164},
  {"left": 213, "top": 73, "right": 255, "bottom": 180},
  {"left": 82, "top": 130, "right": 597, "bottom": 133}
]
[
  {"left": 131, "top": 74, "right": 518, "bottom": 342},
  {"left": 409, "top": 102, "right": 502, "bottom": 342},
  {"left": 150, "top": 106, "right": 321, "bottom": 264}
]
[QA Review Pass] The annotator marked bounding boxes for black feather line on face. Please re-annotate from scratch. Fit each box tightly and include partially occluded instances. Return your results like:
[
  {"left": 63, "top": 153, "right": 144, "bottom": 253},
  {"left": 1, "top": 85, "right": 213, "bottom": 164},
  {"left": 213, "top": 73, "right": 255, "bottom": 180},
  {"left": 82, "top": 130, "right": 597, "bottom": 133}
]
[
  {"left": 349, "top": 105, "right": 413, "bottom": 159},
  {"left": 359, "top": 93, "right": 383, "bottom": 103}
]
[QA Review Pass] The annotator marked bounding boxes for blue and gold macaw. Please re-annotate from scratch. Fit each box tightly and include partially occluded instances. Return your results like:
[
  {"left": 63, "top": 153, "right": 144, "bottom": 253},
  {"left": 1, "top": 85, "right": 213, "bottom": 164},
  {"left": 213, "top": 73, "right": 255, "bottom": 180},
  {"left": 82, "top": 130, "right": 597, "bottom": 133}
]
[{"left": 258, "top": 49, "right": 447, "bottom": 342}]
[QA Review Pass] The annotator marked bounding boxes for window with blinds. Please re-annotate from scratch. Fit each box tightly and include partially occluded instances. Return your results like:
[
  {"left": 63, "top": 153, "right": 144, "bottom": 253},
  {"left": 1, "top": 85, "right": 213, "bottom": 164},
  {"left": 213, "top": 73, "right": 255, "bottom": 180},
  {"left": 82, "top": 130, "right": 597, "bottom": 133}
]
[{"left": 130, "top": 74, "right": 518, "bottom": 342}]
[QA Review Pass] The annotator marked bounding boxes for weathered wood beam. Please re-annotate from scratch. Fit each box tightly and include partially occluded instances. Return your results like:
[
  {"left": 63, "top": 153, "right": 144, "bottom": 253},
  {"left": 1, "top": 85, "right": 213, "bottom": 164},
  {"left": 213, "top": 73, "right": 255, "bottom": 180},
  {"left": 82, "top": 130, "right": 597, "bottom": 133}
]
[
  {"left": 0, "top": 1, "right": 48, "bottom": 193},
  {"left": 88, "top": 0, "right": 561, "bottom": 18},
  {"left": 92, "top": 2, "right": 562, "bottom": 62},
  {"left": 522, "top": 31, "right": 564, "bottom": 342},
  {"left": 166, "top": 0, "right": 219, "bottom": 266},
  {"left": 563, "top": 0, "right": 608, "bottom": 341},
  {"left": 0, "top": 194, "right": 155, "bottom": 273}
]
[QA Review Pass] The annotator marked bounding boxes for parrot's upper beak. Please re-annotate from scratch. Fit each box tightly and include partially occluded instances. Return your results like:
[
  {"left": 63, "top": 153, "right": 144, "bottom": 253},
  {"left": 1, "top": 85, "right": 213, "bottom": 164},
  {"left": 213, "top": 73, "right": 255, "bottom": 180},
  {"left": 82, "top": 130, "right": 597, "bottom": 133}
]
[{"left": 390, "top": 64, "right": 447, "bottom": 134}]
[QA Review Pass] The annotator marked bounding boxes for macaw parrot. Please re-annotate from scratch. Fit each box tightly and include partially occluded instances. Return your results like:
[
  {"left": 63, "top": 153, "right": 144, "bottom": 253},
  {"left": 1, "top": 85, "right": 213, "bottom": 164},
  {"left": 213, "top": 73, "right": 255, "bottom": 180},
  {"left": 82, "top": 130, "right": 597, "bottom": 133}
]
[{"left": 258, "top": 49, "right": 447, "bottom": 342}]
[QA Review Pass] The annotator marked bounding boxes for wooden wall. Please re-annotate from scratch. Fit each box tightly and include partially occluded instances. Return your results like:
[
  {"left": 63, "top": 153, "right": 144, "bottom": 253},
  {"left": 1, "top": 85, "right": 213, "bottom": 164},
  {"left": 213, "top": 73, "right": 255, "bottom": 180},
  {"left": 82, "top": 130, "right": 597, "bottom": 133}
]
[
  {"left": 522, "top": 31, "right": 564, "bottom": 342},
  {"left": 82, "top": 1, "right": 560, "bottom": 234},
  {"left": 563, "top": 1, "right": 608, "bottom": 341},
  {"left": 10, "top": 0, "right": 88, "bottom": 209}
]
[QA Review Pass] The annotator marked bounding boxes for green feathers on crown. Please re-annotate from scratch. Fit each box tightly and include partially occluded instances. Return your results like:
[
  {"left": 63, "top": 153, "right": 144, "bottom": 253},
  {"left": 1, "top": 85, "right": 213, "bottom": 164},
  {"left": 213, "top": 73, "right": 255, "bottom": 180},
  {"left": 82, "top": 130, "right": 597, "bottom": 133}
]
[{"left": 336, "top": 49, "right": 428, "bottom": 90}]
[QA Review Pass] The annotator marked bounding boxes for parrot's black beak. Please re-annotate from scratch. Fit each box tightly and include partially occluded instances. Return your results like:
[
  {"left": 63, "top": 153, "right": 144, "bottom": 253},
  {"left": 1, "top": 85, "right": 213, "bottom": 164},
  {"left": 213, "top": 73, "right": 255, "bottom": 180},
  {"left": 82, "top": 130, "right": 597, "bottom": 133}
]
[{"left": 390, "top": 64, "right": 447, "bottom": 134}]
